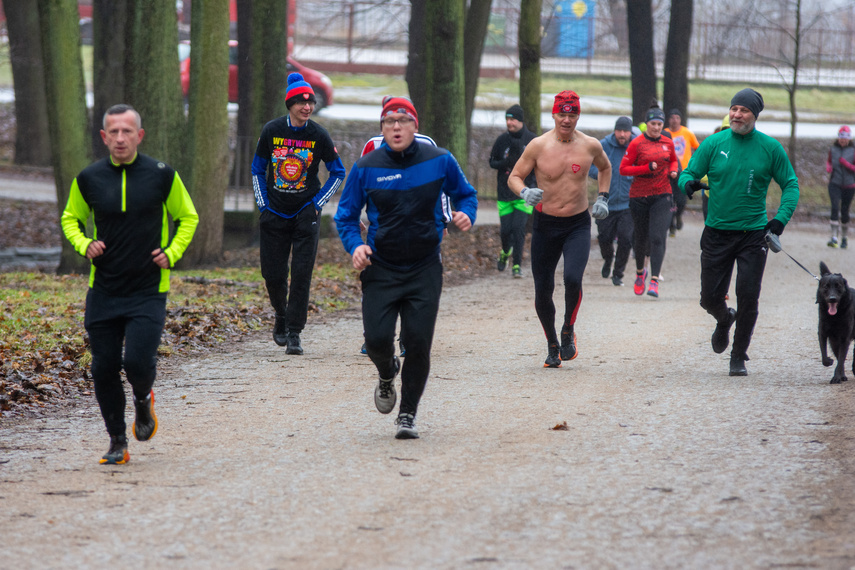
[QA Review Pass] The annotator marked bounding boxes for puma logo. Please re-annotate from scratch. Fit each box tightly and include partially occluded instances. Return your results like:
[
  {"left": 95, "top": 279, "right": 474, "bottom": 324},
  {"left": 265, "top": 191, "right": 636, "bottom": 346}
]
[{"left": 720, "top": 151, "right": 729, "bottom": 159}]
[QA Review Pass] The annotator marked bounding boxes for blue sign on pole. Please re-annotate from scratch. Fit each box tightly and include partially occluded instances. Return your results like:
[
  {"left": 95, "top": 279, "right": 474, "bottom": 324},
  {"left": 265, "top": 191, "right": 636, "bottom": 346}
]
[{"left": 554, "top": 0, "right": 596, "bottom": 59}]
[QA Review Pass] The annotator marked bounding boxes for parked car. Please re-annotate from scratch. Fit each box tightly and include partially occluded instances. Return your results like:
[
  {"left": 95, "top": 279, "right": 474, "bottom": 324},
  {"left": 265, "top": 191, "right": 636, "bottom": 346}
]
[{"left": 179, "top": 41, "right": 334, "bottom": 109}]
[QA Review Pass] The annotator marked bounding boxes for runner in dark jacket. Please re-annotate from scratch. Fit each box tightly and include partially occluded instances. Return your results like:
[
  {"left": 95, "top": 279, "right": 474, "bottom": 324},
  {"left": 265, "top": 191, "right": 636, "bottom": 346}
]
[
  {"left": 825, "top": 125, "right": 855, "bottom": 248},
  {"left": 335, "top": 97, "right": 477, "bottom": 440},
  {"left": 61, "top": 104, "right": 198, "bottom": 465},
  {"left": 489, "top": 104, "right": 536, "bottom": 277}
]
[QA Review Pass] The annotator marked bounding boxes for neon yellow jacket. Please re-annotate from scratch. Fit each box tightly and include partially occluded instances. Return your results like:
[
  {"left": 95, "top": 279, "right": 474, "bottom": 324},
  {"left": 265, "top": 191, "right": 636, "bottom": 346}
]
[{"left": 61, "top": 153, "right": 198, "bottom": 295}]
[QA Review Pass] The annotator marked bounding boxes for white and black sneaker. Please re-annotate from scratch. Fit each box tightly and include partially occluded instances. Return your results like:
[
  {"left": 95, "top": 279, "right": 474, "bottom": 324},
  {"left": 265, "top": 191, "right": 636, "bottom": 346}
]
[
  {"left": 374, "top": 356, "right": 399, "bottom": 414},
  {"left": 395, "top": 412, "right": 419, "bottom": 439}
]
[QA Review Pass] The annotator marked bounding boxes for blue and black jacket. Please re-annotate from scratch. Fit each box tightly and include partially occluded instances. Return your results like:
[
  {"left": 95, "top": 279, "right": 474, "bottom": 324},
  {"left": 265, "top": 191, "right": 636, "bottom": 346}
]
[
  {"left": 589, "top": 132, "right": 634, "bottom": 213},
  {"left": 335, "top": 140, "right": 478, "bottom": 271}
]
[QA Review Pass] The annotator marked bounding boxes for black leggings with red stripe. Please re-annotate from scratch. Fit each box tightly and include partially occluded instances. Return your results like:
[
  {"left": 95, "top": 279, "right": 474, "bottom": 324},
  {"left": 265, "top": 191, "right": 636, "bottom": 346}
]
[{"left": 530, "top": 209, "right": 591, "bottom": 345}]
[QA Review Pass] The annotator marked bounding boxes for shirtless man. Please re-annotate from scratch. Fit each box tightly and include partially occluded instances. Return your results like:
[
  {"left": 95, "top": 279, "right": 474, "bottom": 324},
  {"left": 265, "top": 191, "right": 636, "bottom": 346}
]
[{"left": 508, "top": 90, "right": 612, "bottom": 367}]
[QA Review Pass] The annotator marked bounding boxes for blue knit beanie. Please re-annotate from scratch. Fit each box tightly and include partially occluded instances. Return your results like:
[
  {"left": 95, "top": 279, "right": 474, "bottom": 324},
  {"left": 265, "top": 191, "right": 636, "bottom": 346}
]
[{"left": 285, "top": 73, "right": 316, "bottom": 108}]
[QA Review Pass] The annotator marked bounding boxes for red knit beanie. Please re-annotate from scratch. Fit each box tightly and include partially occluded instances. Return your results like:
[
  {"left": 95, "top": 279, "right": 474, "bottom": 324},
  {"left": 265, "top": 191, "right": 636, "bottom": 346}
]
[
  {"left": 381, "top": 96, "right": 419, "bottom": 128},
  {"left": 552, "top": 91, "right": 580, "bottom": 115},
  {"left": 285, "top": 73, "right": 315, "bottom": 109}
]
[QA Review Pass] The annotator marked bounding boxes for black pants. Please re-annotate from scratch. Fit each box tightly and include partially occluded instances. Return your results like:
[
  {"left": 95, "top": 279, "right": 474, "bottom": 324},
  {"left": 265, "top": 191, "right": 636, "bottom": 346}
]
[
  {"left": 531, "top": 209, "right": 591, "bottom": 345},
  {"left": 499, "top": 208, "right": 529, "bottom": 266},
  {"left": 84, "top": 290, "right": 167, "bottom": 436},
  {"left": 670, "top": 188, "right": 687, "bottom": 231},
  {"left": 630, "top": 194, "right": 672, "bottom": 277},
  {"left": 259, "top": 206, "right": 320, "bottom": 333},
  {"left": 361, "top": 259, "right": 443, "bottom": 416},
  {"left": 700, "top": 227, "right": 768, "bottom": 360},
  {"left": 828, "top": 182, "right": 855, "bottom": 223},
  {"left": 596, "top": 208, "right": 634, "bottom": 280}
]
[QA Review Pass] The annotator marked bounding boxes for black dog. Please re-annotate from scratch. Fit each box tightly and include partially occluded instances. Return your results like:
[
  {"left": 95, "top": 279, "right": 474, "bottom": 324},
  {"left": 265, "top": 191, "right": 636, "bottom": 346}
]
[{"left": 817, "top": 261, "right": 855, "bottom": 384}]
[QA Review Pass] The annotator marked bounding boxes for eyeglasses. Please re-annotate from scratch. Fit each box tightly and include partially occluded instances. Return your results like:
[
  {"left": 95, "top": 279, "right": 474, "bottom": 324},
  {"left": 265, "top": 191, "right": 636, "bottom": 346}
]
[{"left": 382, "top": 117, "right": 415, "bottom": 127}]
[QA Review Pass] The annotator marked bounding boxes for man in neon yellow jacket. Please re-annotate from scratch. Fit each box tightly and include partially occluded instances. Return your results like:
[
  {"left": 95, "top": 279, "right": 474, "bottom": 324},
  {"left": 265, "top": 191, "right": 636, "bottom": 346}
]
[
  {"left": 679, "top": 88, "right": 799, "bottom": 377},
  {"left": 62, "top": 104, "right": 198, "bottom": 465}
]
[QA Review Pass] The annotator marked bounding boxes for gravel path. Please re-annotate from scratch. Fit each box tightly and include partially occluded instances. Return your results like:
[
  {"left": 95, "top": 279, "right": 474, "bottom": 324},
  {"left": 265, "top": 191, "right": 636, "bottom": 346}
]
[{"left": 1, "top": 211, "right": 854, "bottom": 569}]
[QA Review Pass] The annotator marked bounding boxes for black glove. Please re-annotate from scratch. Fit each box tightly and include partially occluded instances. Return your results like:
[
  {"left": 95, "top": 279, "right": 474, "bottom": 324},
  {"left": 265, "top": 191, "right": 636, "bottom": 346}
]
[
  {"left": 764, "top": 219, "right": 785, "bottom": 236},
  {"left": 684, "top": 179, "right": 709, "bottom": 200},
  {"left": 507, "top": 139, "right": 523, "bottom": 164}
]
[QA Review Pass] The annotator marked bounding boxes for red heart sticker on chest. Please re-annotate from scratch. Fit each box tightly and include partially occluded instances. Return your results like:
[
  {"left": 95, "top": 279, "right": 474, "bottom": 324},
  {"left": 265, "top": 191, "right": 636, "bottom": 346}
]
[{"left": 572, "top": 164, "right": 581, "bottom": 173}]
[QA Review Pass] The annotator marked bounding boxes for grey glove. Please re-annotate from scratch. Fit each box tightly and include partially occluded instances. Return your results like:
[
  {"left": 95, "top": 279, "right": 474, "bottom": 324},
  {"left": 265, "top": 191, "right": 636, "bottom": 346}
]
[
  {"left": 765, "top": 231, "right": 782, "bottom": 253},
  {"left": 521, "top": 186, "right": 543, "bottom": 207},
  {"left": 591, "top": 194, "right": 609, "bottom": 220}
]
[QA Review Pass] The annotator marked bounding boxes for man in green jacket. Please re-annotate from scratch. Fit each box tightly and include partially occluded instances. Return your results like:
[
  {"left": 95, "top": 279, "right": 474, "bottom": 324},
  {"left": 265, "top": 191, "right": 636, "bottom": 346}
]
[
  {"left": 679, "top": 88, "right": 799, "bottom": 377},
  {"left": 62, "top": 104, "right": 198, "bottom": 465}
]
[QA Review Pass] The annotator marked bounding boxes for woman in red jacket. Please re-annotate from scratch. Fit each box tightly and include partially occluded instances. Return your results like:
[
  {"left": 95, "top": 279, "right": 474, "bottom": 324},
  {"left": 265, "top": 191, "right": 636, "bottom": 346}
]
[{"left": 620, "top": 106, "right": 679, "bottom": 298}]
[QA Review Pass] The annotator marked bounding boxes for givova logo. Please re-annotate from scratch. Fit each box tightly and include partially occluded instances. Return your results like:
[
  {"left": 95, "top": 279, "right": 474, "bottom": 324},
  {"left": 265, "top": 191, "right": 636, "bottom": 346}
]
[{"left": 377, "top": 174, "right": 402, "bottom": 183}]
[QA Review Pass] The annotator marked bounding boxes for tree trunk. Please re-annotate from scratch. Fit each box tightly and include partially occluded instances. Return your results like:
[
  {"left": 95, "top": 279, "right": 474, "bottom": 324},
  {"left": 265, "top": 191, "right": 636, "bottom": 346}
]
[
  {"left": 605, "top": 0, "right": 629, "bottom": 55},
  {"left": 406, "top": 0, "right": 428, "bottom": 116},
  {"left": 125, "top": 0, "right": 185, "bottom": 171},
  {"left": 37, "top": 0, "right": 91, "bottom": 274},
  {"left": 663, "top": 0, "right": 693, "bottom": 125},
  {"left": 626, "top": 0, "right": 657, "bottom": 124},
  {"left": 92, "top": 0, "right": 129, "bottom": 159},
  {"left": 181, "top": 0, "right": 231, "bottom": 266},
  {"left": 235, "top": 0, "right": 256, "bottom": 187},
  {"left": 787, "top": 0, "right": 801, "bottom": 168},
  {"left": 463, "top": 0, "right": 493, "bottom": 153},
  {"left": 254, "top": 0, "right": 288, "bottom": 130},
  {"left": 423, "top": 0, "right": 467, "bottom": 168},
  {"left": 518, "top": 0, "right": 543, "bottom": 136},
  {"left": 5, "top": 1, "right": 51, "bottom": 166}
]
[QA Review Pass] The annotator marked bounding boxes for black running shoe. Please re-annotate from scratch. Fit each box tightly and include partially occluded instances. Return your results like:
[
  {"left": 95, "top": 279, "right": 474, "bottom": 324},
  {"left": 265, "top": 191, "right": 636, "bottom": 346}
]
[
  {"left": 374, "top": 356, "right": 400, "bottom": 414},
  {"left": 560, "top": 327, "right": 577, "bottom": 361},
  {"left": 729, "top": 357, "right": 748, "bottom": 376},
  {"left": 100, "top": 434, "right": 129, "bottom": 465},
  {"left": 544, "top": 343, "right": 561, "bottom": 368},
  {"left": 711, "top": 308, "right": 736, "bottom": 354},
  {"left": 273, "top": 315, "right": 288, "bottom": 346},
  {"left": 601, "top": 258, "right": 612, "bottom": 278},
  {"left": 133, "top": 390, "right": 158, "bottom": 442},
  {"left": 286, "top": 331, "right": 303, "bottom": 355},
  {"left": 395, "top": 412, "right": 419, "bottom": 439}
]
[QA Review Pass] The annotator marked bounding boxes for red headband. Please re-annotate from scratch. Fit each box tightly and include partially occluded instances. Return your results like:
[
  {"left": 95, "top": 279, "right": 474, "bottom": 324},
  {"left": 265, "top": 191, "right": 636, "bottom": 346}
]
[
  {"left": 381, "top": 96, "right": 419, "bottom": 128},
  {"left": 553, "top": 90, "right": 580, "bottom": 115}
]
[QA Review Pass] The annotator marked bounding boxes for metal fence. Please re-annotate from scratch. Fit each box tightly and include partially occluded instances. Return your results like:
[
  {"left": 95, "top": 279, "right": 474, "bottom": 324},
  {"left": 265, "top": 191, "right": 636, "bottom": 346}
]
[{"left": 290, "top": 1, "right": 855, "bottom": 88}]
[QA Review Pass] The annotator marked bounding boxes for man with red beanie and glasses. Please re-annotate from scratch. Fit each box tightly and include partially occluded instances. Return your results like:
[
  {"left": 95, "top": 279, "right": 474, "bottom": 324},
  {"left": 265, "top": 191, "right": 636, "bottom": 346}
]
[
  {"left": 508, "top": 90, "right": 612, "bottom": 368},
  {"left": 252, "top": 72, "right": 345, "bottom": 355},
  {"left": 335, "top": 96, "right": 478, "bottom": 440}
]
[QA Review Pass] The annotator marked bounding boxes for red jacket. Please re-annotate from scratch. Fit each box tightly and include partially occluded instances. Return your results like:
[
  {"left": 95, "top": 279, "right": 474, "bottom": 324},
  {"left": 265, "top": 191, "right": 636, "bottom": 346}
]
[{"left": 620, "top": 134, "right": 679, "bottom": 198}]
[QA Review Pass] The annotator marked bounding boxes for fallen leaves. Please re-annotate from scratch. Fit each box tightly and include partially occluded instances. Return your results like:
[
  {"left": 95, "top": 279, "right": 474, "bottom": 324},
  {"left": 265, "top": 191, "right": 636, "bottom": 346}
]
[{"left": 0, "top": 225, "right": 503, "bottom": 420}]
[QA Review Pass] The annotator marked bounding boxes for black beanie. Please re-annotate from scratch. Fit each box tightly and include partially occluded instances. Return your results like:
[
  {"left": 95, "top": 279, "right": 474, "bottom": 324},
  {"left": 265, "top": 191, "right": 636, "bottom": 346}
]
[
  {"left": 730, "top": 88, "right": 764, "bottom": 118},
  {"left": 506, "top": 104, "right": 524, "bottom": 123},
  {"left": 614, "top": 116, "right": 633, "bottom": 131},
  {"left": 645, "top": 107, "right": 666, "bottom": 123},
  {"left": 668, "top": 108, "right": 681, "bottom": 118}
]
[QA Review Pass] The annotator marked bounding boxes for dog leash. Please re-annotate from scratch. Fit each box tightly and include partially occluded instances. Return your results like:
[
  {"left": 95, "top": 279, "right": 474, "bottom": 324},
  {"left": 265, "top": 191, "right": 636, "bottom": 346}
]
[{"left": 766, "top": 231, "right": 820, "bottom": 281}]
